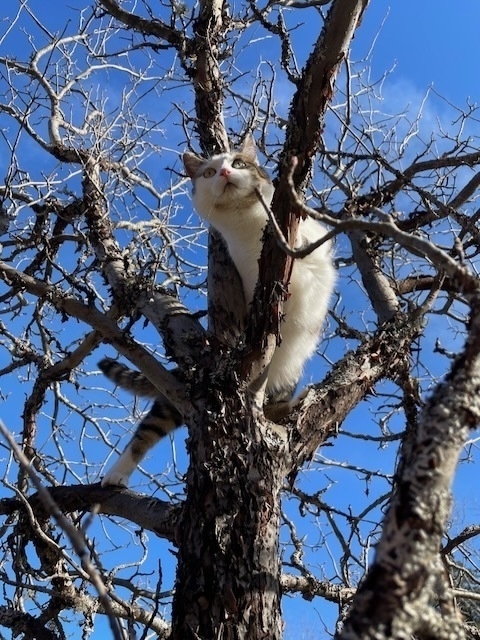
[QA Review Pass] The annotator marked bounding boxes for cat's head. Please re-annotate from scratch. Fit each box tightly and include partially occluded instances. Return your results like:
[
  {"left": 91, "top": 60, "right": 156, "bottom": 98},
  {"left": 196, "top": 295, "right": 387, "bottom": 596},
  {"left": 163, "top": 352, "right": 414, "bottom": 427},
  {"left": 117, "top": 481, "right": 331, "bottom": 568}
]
[{"left": 182, "top": 134, "right": 274, "bottom": 226}]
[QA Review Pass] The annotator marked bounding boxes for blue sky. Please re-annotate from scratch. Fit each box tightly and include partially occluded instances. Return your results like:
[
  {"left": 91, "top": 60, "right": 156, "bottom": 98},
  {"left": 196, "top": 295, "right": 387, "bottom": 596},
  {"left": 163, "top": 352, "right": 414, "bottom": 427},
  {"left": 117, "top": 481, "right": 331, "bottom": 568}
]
[
  {"left": 1, "top": 1, "right": 480, "bottom": 639},
  {"left": 287, "top": 3, "right": 480, "bottom": 637},
  {"left": 357, "top": 0, "right": 480, "bottom": 99}
]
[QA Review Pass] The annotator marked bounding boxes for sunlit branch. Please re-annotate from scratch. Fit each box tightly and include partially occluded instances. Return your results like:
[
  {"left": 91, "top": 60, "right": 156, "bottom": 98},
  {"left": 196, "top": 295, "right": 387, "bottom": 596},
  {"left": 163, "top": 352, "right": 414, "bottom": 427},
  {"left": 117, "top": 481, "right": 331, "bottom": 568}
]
[
  {"left": 0, "top": 420, "right": 125, "bottom": 640},
  {"left": 0, "top": 260, "right": 189, "bottom": 412}
]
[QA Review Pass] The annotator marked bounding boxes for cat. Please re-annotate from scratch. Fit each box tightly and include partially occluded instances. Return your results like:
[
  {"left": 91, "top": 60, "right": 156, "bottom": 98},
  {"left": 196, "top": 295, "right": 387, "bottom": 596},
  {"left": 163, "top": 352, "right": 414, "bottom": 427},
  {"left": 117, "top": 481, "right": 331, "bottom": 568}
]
[{"left": 100, "top": 134, "right": 335, "bottom": 486}]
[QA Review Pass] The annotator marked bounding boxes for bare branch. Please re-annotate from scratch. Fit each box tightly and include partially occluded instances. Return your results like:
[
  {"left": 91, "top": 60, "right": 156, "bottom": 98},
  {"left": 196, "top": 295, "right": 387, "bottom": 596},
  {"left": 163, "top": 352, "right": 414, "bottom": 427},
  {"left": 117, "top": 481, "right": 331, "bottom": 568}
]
[
  {"left": 338, "top": 303, "right": 480, "bottom": 639},
  {"left": 0, "top": 483, "right": 180, "bottom": 544},
  {"left": 0, "top": 421, "right": 125, "bottom": 640},
  {"left": 98, "top": 0, "right": 188, "bottom": 51}
]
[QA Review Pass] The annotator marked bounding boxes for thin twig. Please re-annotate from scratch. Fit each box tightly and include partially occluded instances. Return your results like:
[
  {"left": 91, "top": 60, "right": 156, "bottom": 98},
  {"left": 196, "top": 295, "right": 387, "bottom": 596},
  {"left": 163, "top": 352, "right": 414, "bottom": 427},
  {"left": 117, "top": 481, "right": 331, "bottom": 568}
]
[{"left": 0, "top": 420, "right": 126, "bottom": 640}]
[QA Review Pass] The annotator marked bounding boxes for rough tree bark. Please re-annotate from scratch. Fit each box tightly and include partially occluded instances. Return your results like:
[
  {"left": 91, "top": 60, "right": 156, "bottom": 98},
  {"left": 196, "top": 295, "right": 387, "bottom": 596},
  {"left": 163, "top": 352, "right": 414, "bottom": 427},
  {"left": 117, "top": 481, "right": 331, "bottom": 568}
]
[
  {"left": 167, "top": 2, "right": 369, "bottom": 638},
  {"left": 2, "top": 1, "right": 480, "bottom": 639},
  {"left": 90, "top": 1, "right": 369, "bottom": 636}
]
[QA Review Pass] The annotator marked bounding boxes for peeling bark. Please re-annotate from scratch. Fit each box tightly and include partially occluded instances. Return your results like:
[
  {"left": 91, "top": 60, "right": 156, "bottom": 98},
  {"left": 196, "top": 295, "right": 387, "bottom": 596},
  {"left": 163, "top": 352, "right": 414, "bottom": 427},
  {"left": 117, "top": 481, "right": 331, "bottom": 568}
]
[
  {"left": 290, "top": 310, "right": 422, "bottom": 469},
  {"left": 191, "top": 0, "right": 230, "bottom": 155},
  {"left": 6, "top": 0, "right": 479, "bottom": 638},
  {"left": 172, "top": 393, "right": 289, "bottom": 640},
  {"left": 0, "top": 484, "right": 181, "bottom": 544},
  {"left": 250, "top": 0, "right": 370, "bottom": 369},
  {"left": 337, "top": 301, "right": 480, "bottom": 640}
]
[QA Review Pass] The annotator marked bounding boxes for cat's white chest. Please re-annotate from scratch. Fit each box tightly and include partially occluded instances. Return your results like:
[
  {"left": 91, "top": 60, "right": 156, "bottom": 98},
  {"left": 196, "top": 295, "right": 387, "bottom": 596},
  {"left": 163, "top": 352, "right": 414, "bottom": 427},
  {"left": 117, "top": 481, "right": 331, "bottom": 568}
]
[{"left": 216, "top": 215, "right": 265, "bottom": 305}]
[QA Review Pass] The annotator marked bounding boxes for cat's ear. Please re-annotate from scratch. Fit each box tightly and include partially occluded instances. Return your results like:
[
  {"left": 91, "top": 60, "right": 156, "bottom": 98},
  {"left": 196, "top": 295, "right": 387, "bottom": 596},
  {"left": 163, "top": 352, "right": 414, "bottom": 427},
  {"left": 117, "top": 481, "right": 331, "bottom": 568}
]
[
  {"left": 183, "top": 152, "right": 204, "bottom": 178},
  {"left": 241, "top": 133, "right": 258, "bottom": 163}
]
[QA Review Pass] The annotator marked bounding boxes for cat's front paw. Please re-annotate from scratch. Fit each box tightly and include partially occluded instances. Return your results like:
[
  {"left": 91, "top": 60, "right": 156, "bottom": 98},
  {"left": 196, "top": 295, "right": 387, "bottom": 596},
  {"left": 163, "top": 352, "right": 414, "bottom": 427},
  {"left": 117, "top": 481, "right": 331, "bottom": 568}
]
[
  {"left": 101, "top": 454, "right": 136, "bottom": 487},
  {"left": 101, "top": 470, "right": 129, "bottom": 488}
]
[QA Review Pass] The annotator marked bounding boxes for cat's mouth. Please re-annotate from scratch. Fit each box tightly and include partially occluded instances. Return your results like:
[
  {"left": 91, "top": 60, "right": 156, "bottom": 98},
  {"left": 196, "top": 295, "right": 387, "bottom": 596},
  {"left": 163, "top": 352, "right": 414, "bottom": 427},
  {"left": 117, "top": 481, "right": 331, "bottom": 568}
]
[{"left": 221, "top": 180, "right": 236, "bottom": 193}]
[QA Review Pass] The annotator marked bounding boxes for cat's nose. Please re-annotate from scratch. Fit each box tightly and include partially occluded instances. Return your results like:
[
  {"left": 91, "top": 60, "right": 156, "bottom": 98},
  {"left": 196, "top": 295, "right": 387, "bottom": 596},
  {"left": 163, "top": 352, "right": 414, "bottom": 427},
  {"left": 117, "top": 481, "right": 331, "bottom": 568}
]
[{"left": 220, "top": 167, "right": 231, "bottom": 178}]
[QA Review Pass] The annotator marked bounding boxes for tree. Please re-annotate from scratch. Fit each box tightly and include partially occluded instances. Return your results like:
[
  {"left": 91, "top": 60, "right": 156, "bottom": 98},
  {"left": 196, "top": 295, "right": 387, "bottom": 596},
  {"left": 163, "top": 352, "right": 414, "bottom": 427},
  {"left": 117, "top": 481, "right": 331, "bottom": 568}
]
[{"left": 1, "top": 0, "right": 480, "bottom": 638}]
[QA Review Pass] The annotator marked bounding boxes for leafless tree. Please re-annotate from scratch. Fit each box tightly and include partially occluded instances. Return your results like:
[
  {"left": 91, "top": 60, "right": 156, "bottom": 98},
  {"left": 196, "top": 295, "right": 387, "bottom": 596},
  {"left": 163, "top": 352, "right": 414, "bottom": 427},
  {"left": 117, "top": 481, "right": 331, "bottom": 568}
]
[{"left": 1, "top": 1, "right": 480, "bottom": 639}]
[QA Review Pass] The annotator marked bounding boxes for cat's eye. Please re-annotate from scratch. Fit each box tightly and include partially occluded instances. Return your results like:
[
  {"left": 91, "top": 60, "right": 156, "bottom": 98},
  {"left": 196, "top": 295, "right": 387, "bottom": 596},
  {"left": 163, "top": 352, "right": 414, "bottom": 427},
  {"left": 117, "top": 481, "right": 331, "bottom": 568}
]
[
  {"left": 203, "top": 167, "right": 216, "bottom": 178},
  {"left": 232, "top": 159, "right": 248, "bottom": 169}
]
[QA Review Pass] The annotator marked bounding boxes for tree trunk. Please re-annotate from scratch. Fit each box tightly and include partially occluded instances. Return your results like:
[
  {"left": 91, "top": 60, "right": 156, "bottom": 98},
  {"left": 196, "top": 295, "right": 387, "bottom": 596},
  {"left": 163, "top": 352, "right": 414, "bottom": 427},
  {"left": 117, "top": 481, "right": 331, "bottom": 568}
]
[{"left": 172, "top": 390, "right": 288, "bottom": 640}]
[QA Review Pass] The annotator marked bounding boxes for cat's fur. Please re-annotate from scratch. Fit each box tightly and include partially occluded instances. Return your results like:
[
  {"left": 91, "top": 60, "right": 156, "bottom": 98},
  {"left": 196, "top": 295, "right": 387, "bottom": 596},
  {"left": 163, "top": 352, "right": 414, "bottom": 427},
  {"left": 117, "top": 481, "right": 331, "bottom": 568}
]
[
  {"left": 100, "top": 135, "right": 335, "bottom": 486},
  {"left": 99, "top": 358, "right": 183, "bottom": 486}
]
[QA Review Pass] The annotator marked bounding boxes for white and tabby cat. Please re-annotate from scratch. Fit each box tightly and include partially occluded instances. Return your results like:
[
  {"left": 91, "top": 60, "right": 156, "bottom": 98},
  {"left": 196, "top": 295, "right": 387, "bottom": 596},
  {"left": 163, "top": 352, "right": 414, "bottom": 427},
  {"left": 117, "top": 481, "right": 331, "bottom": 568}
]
[{"left": 100, "top": 134, "right": 335, "bottom": 486}]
